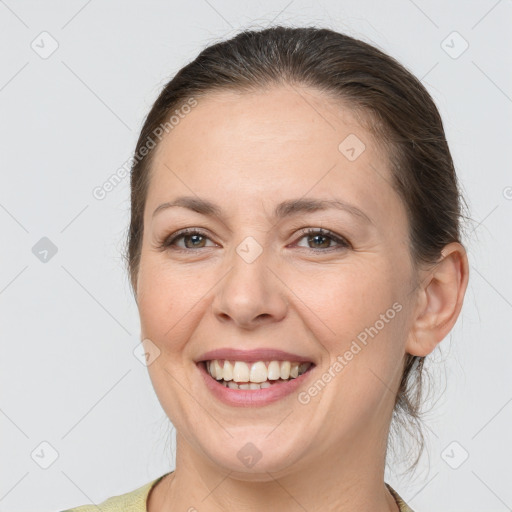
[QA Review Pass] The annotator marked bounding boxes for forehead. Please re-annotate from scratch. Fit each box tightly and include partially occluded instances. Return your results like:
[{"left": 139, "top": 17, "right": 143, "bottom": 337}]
[{"left": 146, "top": 85, "right": 401, "bottom": 223}]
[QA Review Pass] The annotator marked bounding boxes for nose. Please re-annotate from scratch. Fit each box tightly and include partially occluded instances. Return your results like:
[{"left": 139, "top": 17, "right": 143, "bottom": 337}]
[{"left": 211, "top": 246, "right": 288, "bottom": 330}]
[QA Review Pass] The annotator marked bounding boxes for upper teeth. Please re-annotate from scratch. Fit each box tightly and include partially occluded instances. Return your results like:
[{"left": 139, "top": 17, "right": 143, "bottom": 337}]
[{"left": 206, "top": 360, "right": 312, "bottom": 383}]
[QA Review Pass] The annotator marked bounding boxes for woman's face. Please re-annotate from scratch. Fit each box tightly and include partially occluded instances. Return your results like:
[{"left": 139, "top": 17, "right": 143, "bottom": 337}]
[{"left": 136, "top": 85, "right": 418, "bottom": 478}]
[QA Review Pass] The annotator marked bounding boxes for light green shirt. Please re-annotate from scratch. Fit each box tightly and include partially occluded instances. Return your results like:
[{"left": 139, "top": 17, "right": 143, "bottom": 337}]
[{"left": 60, "top": 472, "right": 414, "bottom": 511}]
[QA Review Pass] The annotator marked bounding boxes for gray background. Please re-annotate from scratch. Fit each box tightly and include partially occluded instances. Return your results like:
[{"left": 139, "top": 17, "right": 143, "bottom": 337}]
[{"left": 0, "top": 1, "right": 511, "bottom": 511}]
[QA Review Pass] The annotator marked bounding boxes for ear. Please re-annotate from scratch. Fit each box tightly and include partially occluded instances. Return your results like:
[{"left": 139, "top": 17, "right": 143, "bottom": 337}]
[{"left": 405, "top": 242, "right": 469, "bottom": 357}]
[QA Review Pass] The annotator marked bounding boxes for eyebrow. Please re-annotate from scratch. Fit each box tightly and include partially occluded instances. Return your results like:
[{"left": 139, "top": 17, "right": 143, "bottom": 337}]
[{"left": 152, "top": 196, "right": 372, "bottom": 224}]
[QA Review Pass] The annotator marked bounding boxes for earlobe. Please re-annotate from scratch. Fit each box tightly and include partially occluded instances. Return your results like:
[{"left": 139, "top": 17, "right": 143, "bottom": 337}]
[{"left": 405, "top": 242, "right": 469, "bottom": 357}]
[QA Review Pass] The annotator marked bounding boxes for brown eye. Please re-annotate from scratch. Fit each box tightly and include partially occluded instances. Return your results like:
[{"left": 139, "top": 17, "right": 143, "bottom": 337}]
[
  {"left": 160, "top": 229, "right": 216, "bottom": 251},
  {"left": 295, "top": 228, "right": 350, "bottom": 251},
  {"left": 180, "top": 233, "right": 207, "bottom": 249}
]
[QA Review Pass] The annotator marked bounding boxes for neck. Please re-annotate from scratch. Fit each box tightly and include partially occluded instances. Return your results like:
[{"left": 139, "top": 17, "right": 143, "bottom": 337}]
[{"left": 154, "top": 423, "right": 399, "bottom": 512}]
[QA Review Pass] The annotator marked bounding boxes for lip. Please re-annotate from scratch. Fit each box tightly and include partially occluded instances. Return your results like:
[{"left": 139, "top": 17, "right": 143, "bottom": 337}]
[
  {"left": 195, "top": 348, "right": 315, "bottom": 364},
  {"left": 196, "top": 361, "right": 316, "bottom": 407}
]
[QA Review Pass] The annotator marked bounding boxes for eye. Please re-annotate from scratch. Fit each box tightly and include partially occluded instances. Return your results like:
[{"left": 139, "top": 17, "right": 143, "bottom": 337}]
[
  {"left": 157, "top": 227, "right": 351, "bottom": 253},
  {"left": 293, "top": 228, "right": 350, "bottom": 252},
  {"left": 158, "top": 228, "right": 217, "bottom": 251}
]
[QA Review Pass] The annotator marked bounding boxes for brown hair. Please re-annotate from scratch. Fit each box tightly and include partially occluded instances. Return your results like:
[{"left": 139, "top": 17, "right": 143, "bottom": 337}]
[{"left": 124, "top": 25, "right": 466, "bottom": 473}]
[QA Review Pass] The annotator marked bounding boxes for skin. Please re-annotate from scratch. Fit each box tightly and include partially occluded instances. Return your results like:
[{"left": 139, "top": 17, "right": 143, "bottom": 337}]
[{"left": 135, "top": 85, "right": 469, "bottom": 511}]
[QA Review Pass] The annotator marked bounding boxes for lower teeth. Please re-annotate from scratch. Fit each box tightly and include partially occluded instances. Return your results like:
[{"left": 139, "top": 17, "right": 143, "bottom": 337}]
[{"left": 220, "top": 378, "right": 293, "bottom": 390}]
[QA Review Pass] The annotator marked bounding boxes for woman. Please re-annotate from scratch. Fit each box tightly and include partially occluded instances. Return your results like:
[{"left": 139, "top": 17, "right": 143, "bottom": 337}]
[{"left": 61, "top": 25, "right": 469, "bottom": 512}]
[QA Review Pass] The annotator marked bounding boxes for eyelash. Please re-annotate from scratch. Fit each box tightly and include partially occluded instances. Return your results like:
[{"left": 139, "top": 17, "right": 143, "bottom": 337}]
[{"left": 158, "top": 227, "right": 351, "bottom": 253}]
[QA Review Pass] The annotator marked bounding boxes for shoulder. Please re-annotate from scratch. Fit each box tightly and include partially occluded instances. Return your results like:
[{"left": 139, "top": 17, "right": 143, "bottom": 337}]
[
  {"left": 385, "top": 483, "right": 416, "bottom": 512},
  {"left": 58, "top": 472, "right": 171, "bottom": 512}
]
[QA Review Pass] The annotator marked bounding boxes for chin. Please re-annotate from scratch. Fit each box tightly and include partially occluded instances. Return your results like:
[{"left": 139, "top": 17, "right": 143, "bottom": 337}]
[{"left": 199, "top": 436, "right": 307, "bottom": 478}]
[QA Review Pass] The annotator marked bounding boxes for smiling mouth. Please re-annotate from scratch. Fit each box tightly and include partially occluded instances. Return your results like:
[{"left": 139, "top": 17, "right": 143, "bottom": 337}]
[{"left": 200, "top": 359, "right": 314, "bottom": 390}]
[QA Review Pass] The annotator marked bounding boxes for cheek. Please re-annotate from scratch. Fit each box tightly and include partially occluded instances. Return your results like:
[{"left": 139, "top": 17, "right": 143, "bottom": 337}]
[
  {"left": 137, "top": 265, "right": 171, "bottom": 340},
  {"left": 137, "top": 253, "right": 223, "bottom": 359},
  {"left": 308, "top": 259, "right": 408, "bottom": 389},
  {"left": 308, "top": 261, "right": 402, "bottom": 338},
  {"left": 137, "top": 258, "right": 192, "bottom": 347}
]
